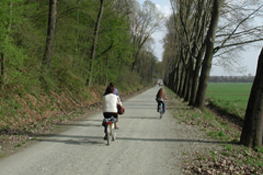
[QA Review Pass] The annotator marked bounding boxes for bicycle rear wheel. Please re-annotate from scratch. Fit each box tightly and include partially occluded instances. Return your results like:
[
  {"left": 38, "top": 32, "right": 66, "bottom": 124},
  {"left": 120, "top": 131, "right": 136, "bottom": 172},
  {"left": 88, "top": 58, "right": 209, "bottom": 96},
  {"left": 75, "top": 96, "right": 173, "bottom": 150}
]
[
  {"left": 159, "top": 103, "right": 163, "bottom": 119},
  {"left": 106, "top": 125, "right": 111, "bottom": 145},
  {"left": 111, "top": 123, "right": 116, "bottom": 141},
  {"left": 112, "top": 130, "right": 116, "bottom": 141}
]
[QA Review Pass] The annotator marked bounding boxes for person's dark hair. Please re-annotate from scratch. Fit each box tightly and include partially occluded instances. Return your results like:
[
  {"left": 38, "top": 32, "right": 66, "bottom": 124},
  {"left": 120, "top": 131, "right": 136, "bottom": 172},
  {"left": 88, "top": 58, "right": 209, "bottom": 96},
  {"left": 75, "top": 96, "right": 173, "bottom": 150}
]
[
  {"left": 109, "top": 82, "right": 114, "bottom": 87},
  {"left": 109, "top": 86, "right": 114, "bottom": 92},
  {"left": 104, "top": 86, "right": 114, "bottom": 96}
]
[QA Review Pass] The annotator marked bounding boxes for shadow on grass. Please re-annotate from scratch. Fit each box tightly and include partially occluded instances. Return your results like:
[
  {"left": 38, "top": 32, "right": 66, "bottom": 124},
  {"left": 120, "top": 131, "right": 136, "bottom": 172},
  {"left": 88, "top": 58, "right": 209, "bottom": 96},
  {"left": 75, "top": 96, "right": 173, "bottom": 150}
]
[{"left": 206, "top": 101, "right": 244, "bottom": 129}]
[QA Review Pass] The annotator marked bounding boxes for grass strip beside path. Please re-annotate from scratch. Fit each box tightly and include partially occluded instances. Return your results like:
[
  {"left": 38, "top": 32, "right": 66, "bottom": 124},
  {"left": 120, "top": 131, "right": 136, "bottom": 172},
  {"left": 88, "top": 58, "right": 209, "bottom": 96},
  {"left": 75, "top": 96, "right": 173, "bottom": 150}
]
[{"left": 165, "top": 87, "right": 263, "bottom": 175}]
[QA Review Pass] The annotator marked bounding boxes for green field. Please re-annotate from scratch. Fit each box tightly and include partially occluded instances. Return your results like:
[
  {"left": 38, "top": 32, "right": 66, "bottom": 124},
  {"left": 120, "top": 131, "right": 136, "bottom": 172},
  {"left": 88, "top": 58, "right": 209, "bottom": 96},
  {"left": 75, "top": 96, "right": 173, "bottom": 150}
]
[{"left": 206, "top": 83, "right": 252, "bottom": 118}]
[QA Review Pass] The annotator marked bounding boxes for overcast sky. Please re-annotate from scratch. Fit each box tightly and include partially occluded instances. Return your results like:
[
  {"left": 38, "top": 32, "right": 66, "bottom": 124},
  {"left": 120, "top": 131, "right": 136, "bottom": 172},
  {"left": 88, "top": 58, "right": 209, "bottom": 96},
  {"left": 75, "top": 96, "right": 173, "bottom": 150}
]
[{"left": 136, "top": 0, "right": 263, "bottom": 76}]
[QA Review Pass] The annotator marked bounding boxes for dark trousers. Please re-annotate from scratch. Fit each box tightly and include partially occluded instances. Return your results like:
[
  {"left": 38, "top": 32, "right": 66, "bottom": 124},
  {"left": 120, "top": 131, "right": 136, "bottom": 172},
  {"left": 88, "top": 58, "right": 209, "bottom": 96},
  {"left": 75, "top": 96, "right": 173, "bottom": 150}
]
[{"left": 103, "top": 112, "right": 118, "bottom": 133}]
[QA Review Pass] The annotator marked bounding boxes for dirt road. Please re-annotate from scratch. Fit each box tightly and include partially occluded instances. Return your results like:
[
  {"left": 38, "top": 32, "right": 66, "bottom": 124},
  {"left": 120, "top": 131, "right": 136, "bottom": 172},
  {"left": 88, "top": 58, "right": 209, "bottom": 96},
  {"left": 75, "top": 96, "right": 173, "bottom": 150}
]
[{"left": 0, "top": 87, "right": 209, "bottom": 175}]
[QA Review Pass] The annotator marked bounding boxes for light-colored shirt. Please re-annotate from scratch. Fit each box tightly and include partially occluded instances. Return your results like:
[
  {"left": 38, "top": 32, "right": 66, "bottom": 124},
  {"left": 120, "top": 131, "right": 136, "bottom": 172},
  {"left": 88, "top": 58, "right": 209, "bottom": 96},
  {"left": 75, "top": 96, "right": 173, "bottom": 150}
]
[
  {"left": 113, "top": 88, "right": 120, "bottom": 97},
  {"left": 103, "top": 93, "right": 118, "bottom": 113}
]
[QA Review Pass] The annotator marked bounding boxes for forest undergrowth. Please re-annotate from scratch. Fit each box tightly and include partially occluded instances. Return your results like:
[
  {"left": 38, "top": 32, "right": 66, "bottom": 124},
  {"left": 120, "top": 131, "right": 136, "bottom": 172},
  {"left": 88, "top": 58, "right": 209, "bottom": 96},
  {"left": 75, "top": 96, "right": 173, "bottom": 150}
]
[{"left": 0, "top": 83, "right": 148, "bottom": 158}]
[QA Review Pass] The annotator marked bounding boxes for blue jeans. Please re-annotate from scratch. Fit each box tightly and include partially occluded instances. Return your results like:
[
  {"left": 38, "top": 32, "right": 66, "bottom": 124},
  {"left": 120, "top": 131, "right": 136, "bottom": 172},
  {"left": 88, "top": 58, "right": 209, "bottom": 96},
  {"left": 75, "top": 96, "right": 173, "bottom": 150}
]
[{"left": 157, "top": 101, "right": 165, "bottom": 113}]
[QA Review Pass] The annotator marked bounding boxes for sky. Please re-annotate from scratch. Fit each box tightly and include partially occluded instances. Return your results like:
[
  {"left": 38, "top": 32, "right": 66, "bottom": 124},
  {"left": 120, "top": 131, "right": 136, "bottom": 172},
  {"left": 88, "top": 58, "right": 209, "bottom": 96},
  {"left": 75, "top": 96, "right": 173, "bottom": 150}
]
[{"left": 136, "top": 0, "right": 263, "bottom": 76}]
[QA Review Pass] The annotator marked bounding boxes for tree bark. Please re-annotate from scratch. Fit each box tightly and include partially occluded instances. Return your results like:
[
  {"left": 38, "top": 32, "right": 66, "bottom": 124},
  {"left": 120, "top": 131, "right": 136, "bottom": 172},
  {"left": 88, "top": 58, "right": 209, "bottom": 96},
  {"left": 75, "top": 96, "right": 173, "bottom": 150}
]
[
  {"left": 185, "top": 58, "right": 194, "bottom": 102},
  {"left": 43, "top": 0, "right": 57, "bottom": 70},
  {"left": 179, "top": 66, "right": 186, "bottom": 98},
  {"left": 176, "top": 62, "right": 183, "bottom": 94},
  {"left": 182, "top": 66, "right": 189, "bottom": 99},
  {"left": 87, "top": 0, "right": 104, "bottom": 88},
  {"left": 174, "top": 63, "right": 181, "bottom": 94},
  {"left": 171, "top": 67, "right": 177, "bottom": 92},
  {"left": 195, "top": 0, "right": 223, "bottom": 110},
  {"left": 240, "top": 47, "right": 263, "bottom": 148},
  {"left": 189, "top": 43, "right": 206, "bottom": 106}
]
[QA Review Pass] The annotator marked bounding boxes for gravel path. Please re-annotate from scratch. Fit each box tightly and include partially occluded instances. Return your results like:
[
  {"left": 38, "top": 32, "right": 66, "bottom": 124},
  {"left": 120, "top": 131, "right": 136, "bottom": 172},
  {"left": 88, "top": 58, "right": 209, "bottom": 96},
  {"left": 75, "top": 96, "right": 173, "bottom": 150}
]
[{"left": 0, "top": 86, "right": 214, "bottom": 175}]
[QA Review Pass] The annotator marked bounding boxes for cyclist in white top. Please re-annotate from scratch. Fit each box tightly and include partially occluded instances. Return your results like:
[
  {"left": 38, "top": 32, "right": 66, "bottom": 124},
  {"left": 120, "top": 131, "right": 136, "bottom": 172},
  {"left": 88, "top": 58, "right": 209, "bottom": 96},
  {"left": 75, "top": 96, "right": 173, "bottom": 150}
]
[
  {"left": 102, "top": 86, "right": 120, "bottom": 139},
  {"left": 103, "top": 82, "right": 122, "bottom": 128}
]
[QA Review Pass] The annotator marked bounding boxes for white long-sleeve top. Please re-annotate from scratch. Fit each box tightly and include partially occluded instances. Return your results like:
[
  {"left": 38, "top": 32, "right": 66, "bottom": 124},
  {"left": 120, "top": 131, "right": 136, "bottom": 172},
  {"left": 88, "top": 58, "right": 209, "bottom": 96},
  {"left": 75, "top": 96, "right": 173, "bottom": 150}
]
[{"left": 103, "top": 93, "right": 118, "bottom": 113}]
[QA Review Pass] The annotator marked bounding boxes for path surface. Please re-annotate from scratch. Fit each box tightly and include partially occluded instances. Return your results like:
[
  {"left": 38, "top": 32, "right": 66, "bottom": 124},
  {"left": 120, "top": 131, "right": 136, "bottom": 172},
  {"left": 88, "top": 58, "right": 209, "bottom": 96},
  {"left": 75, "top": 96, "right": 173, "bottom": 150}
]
[{"left": 0, "top": 87, "right": 210, "bottom": 175}]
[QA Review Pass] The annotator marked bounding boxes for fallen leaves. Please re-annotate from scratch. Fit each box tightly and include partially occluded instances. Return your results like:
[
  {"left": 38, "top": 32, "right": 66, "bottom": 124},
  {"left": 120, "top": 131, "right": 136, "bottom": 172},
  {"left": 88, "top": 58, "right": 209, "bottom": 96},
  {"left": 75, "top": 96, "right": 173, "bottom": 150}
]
[{"left": 182, "top": 149, "right": 263, "bottom": 175}]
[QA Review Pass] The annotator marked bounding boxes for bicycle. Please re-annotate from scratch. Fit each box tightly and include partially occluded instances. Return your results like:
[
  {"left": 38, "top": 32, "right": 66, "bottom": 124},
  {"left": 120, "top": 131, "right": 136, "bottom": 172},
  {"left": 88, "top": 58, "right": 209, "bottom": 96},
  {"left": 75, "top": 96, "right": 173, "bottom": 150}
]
[
  {"left": 104, "top": 117, "right": 117, "bottom": 145},
  {"left": 159, "top": 102, "right": 164, "bottom": 119}
]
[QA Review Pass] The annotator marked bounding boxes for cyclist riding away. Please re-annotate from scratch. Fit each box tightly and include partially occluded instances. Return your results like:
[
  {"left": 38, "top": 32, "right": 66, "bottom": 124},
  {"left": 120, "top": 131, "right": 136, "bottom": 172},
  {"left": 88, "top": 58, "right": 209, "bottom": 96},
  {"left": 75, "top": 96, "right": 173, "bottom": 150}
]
[
  {"left": 104, "top": 82, "right": 122, "bottom": 129},
  {"left": 155, "top": 88, "right": 167, "bottom": 114},
  {"left": 102, "top": 86, "right": 121, "bottom": 140}
]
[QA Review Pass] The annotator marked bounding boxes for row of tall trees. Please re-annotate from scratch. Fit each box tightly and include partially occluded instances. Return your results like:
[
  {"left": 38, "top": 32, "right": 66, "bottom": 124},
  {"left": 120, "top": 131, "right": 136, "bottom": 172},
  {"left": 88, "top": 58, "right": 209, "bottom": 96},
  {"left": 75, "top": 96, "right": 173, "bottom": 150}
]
[
  {"left": 0, "top": 0, "right": 163, "bottom": 95},
  {"left": 162, "top": 0, "right": 263, "bottom": 147}
]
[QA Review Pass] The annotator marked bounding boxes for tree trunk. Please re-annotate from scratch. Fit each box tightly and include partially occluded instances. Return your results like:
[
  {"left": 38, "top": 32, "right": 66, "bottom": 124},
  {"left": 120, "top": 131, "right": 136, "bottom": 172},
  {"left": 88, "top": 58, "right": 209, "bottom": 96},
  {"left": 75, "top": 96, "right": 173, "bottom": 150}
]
[
  {"left": 240, "top": 47, "right": 263, "bottom": 148},
  {"left": 185, "top": 58, "right": 194, "bottom": 102},
  {"left": 171, "top": 68, "right": 177, "bottom": 92},
  {"left": 168, "top": 68, "right": 174, "bottom": 91},
  {"left": 87, "top": 0, "right": 104, "bottom": 88},
  {"left": 43, "top": 0, "right": 57, "bottom": 70},
  {"left": 189, "top": 43, "right": 206, "bottom": 106},
  {"left": 179, "top": 66, "right": 186, "bottom": 98},
  {"left": 176, "top": 62, "right": 183, "bottom": 94},
  {"left": 183, "top": 66, "right": 190, "bottom": 100},
  {"left": 195, "top": 0, "right": 223, "bottom": 110},
  {"left": 182, "top": 52, "right": 190, "bottom": 99},
  {"left": 175, "top": 63, "right": 180, "bottom": 93}
]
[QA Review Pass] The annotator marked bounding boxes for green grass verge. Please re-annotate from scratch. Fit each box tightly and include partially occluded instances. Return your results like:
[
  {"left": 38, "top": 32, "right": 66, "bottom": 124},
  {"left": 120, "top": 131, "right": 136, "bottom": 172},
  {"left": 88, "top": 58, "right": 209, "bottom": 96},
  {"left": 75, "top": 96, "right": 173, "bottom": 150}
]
[{"left": 165, "top": 86, "right": 263, "bottom": 174}]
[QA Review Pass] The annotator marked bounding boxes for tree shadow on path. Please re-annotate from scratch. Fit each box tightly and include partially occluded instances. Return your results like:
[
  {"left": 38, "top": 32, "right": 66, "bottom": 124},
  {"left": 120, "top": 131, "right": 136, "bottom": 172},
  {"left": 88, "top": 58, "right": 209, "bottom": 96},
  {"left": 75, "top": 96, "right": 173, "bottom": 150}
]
[{"left": 32, "top": 134, "right": 240, "bottom": 146}]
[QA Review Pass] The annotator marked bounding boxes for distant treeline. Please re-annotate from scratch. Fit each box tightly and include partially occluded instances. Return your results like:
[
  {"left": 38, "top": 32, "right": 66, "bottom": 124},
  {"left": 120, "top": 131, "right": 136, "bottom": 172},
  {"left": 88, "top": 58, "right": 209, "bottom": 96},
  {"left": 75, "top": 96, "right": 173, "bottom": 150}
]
[{"left": 209, "top": 76, "right": 255, "bottom": 83}]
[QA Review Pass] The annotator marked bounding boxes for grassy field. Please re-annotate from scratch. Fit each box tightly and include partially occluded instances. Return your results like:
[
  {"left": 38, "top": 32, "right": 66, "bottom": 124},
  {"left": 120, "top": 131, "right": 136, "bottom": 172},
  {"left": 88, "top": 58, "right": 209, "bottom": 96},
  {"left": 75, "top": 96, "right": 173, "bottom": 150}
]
[{"left": 206, "top": 83, "right": 252, "bottom": 118}]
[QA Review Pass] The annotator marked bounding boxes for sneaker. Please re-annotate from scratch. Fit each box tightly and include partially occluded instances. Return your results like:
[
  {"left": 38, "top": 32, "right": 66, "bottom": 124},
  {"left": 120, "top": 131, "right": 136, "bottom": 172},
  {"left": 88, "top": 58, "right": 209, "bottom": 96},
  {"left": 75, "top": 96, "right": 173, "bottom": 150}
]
[{"left": 103, "top": 134, "right": 107, "bottom": 140}]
